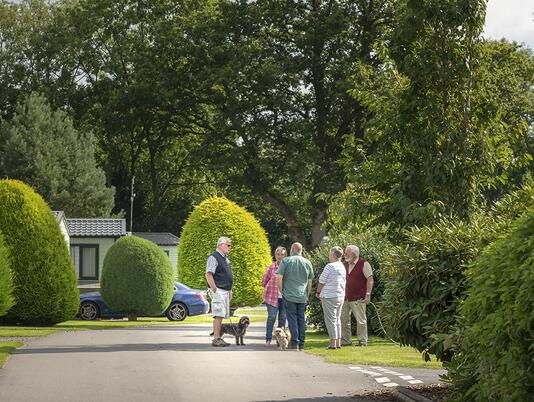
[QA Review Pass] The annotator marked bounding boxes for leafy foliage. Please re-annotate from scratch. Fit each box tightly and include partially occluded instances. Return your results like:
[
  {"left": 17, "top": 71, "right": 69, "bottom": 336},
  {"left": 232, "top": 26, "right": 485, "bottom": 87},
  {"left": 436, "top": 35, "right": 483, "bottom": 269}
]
[
  {"left": 381, "top": 214, "right": 497, "bottom": 362},
  {"left": 474, "top": 41, "right": 534, "bottom": 201},
  {"left": 0, "top": 92, "right": 115, "bottom": 217},
  {"left": 342, "top": 3, "right": 534, "bottom": 233},
  {"left": 446, "top": 209, "right": 534, "bottom": 401},
  {"left": 385, "top": 0, "right": 487, "bottom": 225},
  {"left": 180, "top": 0, "right": 394, "bottom": 247},
  {"left": 0, "top": 179, "right": 78, "bottom": 324},
  {"left": 178, "top": 196, "right": 271, "bottom": 308},
  {"left": 307, "top": 227, "right": 392, "bottom": 335},
  {"left": 49, "top": 0, "right": 218, "bottom": 230},
  {"left": 100, "top": 236, "right": 174, "bottom": 318},
  {"left": 490, "top": 177, "right": 534, "bottom": 227},
  {"left": 0, "top": 232, "right": 14, "bottom": 316}
]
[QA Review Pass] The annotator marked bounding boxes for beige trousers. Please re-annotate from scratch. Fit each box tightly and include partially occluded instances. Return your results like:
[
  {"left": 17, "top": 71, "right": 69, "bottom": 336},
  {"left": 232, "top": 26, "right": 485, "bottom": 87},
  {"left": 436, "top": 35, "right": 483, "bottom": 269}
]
[
  {"left": 341, "top": 300, "right": 367, "bottom": 345},
  {"left": 321, "top": 297, "right": 344, "bottom": 340}
]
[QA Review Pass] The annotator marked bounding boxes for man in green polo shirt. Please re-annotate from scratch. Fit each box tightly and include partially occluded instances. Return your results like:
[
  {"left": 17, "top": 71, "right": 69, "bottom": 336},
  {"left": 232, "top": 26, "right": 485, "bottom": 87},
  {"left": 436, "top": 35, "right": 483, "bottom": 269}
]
[{"left": 277, "top": 242, "right": 314, "bottom": 350}]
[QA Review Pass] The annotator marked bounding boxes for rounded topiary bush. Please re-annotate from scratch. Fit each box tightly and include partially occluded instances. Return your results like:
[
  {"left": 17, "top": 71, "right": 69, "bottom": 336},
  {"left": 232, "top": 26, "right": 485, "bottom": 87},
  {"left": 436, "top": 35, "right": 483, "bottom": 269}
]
[
  {"left": 100, "top": 235, "right": 174, "bottom": 320},
  {"left": 0, "top": 179, "right": 79, "bottom": 324},
  {"left": 178, "top": 196, "right": 271, "bottom": 308},
  {"left": 447, "top": 209, "right": 534, "bottom": 402},
  {"left": 0, "top": 232, "right": 15, "bottom": 316}
]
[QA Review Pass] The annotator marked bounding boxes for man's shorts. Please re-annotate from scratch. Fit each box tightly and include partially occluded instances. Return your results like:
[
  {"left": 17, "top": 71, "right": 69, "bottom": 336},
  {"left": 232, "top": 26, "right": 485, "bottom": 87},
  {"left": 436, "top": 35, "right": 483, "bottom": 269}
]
[{"left": 210, "top": 289, "right": 230, "bottom": 319}]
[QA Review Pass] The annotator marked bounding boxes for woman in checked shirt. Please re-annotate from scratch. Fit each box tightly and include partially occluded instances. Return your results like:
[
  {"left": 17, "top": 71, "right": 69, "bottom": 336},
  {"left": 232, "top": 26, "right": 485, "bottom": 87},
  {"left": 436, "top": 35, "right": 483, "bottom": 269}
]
[{"left": 262, "top": 246, "right": 288, "bottom": 345}]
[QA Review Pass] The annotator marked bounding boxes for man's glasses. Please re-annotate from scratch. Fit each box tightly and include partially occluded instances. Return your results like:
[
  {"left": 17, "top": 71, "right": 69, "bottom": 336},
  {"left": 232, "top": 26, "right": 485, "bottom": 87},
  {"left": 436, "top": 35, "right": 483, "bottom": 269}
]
[{"left": 226, "top": 244, "right": 232, "bottom": 248}]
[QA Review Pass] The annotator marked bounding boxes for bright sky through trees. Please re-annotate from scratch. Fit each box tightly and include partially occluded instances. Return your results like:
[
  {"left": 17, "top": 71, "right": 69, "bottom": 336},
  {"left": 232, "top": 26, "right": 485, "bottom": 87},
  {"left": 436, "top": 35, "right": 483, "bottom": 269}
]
[{"left": 484, "top": 0, "right": 534, "bottom": 48}]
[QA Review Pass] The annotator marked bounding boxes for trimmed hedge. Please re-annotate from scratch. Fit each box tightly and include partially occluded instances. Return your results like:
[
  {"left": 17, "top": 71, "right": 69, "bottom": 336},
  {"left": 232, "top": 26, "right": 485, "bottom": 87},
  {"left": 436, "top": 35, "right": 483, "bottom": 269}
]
[
  {"left": 307, "top": 227, "right": 391, "bottom": 335},
  {"left": 178, "top": 196, "right": 271, "bottom": 307},
  {"left": 447, "top": 209, "right": 534, "bottom": 401},
  {"left": 0, "top": 232, "right": 15, "bottom": 316},
  {"left": 0, "top": 179, "right": 79, "bottom": 324},
  {"left": 100, "top": 236, "right": 174, "bottom": 318},
  {"left": 381, "top": 214, "right": 497, "bottom": 362}
]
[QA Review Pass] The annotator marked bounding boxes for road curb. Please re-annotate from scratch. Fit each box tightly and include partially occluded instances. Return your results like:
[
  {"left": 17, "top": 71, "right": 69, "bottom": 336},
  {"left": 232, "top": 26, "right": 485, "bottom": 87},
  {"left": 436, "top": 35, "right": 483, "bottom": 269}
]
[{"left": 392, "top": 386, "right": 434, "bottom": 402}]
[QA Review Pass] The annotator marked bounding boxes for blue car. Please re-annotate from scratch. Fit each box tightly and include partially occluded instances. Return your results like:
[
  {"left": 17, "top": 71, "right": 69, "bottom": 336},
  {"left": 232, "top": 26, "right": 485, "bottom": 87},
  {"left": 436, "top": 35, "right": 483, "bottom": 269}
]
[{"left": 79, "top": 282, "right": 209, "bottom": 321}]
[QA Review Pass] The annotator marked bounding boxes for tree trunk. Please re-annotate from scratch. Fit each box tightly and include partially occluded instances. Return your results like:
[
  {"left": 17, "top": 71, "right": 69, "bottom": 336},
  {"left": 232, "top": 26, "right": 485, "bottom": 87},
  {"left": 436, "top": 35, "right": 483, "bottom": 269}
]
[
  {"left": 242, "top": 164, "right": 310, "bottom": 248},
  {"left": 310, "top": 200, "right": 327, "bottom": 248},
  {"left": 127, "top": 312, "right": 138, "bottom": 321}
]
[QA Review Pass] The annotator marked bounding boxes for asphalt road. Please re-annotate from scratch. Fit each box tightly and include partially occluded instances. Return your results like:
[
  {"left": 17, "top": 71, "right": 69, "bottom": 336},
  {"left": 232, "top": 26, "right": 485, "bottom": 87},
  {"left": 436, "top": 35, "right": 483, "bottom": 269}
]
[{"left": 0, "top": 322, "right": 444, "bottom": 402}]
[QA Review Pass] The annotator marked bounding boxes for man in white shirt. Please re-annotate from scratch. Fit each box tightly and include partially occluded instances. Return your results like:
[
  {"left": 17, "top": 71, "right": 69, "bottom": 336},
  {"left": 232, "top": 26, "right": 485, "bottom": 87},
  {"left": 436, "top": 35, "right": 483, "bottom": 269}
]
[{"left": 205, "top": 236, "right": 234, "bottom": 347}]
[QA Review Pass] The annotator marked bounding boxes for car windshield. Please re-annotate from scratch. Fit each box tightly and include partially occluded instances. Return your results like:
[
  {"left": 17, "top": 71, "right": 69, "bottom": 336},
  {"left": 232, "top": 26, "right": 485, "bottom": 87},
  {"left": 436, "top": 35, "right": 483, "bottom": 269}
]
[{"left": 174, "top": 282, "right": 190, "bottom": 291}]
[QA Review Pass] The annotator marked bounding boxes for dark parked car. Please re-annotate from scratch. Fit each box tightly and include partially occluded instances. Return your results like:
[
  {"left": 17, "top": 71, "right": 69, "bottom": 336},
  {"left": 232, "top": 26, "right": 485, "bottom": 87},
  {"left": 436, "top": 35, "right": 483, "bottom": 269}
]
[{"left": 79, "top": 282, "right": 209, "bottom": 321}]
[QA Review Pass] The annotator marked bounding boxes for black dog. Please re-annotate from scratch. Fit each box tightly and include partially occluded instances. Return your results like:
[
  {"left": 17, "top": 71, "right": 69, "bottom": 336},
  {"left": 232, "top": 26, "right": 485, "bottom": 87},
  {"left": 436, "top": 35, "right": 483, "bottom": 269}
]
[{"left": 210, "top": 316, "right": 250, "bottom": 345}]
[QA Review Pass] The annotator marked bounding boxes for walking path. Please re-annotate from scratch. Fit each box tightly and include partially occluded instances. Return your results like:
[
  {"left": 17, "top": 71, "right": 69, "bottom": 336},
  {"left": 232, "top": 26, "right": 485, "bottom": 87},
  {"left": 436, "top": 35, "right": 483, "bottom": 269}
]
[{"left": 0, "top": 322, "right": 444, "bottom": 401}]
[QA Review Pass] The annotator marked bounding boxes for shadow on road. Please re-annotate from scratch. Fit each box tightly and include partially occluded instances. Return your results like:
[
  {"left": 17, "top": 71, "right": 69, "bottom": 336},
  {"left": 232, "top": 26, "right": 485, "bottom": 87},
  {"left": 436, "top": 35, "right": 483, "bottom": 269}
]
[
  {"left": 253, "top": 397, "right": 394, "bottom": 402},
  {"left": 12, "top": 342, "right": 302, "bottom": 354}
]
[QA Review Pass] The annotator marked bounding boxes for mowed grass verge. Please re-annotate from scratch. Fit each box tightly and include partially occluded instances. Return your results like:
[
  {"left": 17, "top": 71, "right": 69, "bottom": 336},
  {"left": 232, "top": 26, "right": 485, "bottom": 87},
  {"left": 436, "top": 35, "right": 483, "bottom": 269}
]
[
  {"left": 0, "top": 342, "right": 23, "bottom": 367},
  {"left": 304, "top": 331, "right": 443, "bottom": 369}
]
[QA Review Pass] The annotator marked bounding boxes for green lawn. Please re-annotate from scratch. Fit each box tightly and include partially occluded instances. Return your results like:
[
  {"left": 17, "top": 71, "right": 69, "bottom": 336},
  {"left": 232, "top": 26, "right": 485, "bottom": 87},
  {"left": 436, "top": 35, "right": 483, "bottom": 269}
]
[
  {"left": 0, "top": 341, "right": 23, "bottom": 368},
  {"left": 304, "top": 332, "right": 443, "bottom": 369},
  {"left": 234, "top": 308, "right": 268, "bottom": 316}
]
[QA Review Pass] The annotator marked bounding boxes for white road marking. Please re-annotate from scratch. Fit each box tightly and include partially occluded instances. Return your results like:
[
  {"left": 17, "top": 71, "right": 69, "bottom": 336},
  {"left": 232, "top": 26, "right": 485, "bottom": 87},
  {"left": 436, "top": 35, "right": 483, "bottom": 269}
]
[
  {"left": 350, "top": 367, "right": 382, "bottom": 376},
  {"left": 379, "top": 370, "right": 403, "bottom": 375},
  {"left": 359, "top": 370, "right": 381, "bottom": 376},
  {"left": 349, "top": 366, "right": 426, "bottom": 388},
  {"left": 375, "top": 377, "right": 391, "bottom": 383}
]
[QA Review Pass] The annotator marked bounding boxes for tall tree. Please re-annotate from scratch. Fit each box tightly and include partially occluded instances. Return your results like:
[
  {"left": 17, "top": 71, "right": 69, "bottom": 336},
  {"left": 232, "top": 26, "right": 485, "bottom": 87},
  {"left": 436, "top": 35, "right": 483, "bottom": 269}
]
[
  {"left": 203, "top": 0, "right": 394, "bottom": 247},
  {"left": 0, "top": 0, "right": 82, "bottom": 119},
  {"left": 0, "top": 92, "right": 115, "bottom": 217},
  {"left": 336, "top": 37, "right": 534, "bottom": 234},
  {"left": 338, "top": 0, "right": 494, "bottom": 231},
  {"left": 50, "top": 0, "right": 220, "bottom": 230},
  {"left": 474, "top": 40, "right": 534, "bottom": 202},
  {"left": 385, "top": 0, "right": 488, "bottom": 226}
]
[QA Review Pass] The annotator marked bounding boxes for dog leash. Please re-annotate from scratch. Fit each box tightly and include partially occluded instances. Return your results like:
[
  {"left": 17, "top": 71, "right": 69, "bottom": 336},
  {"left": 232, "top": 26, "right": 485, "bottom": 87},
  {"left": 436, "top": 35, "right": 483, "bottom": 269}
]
[{"left": 369, "top": 301, "right": 399, "bottom": 345}]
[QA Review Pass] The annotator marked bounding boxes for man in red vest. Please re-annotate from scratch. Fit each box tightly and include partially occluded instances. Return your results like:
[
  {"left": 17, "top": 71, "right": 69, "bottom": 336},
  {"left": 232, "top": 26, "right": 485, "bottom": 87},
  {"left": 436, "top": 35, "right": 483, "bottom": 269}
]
[{"left": 341, "top": 245, "right": 374, "bottom": 346}]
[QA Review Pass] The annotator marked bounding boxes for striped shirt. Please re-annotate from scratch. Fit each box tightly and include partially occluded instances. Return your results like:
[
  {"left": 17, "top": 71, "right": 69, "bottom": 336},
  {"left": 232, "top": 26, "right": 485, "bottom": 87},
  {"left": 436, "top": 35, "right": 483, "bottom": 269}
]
[{"left": 318, "top": 261, "right": 346, "bottom": 299}]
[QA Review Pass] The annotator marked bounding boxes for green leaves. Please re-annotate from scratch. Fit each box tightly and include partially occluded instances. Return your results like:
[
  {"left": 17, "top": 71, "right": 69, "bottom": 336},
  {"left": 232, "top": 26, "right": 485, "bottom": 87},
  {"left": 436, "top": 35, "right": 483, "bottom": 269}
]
[
  {"left": 381, "top": 213, "right": 498, "bottom": 362},
  {"left": 347, "top": 1, "right": 534, "bottom": 232},
  {"left": 101, "top": 235, "right": 175, "bottom": 316},
  {"left": 0, "top": 233, "right": 15, "bottom": 317},
  {"left": 447, "top": 209, "right": 534, "bottom": 401},
  {"left": 178, "top": 196, "right": 271, "bottom": 308},
  {"left": 0, "top": 92, "right": 115, "bottom": 217},
  {"left": 0, "top": 179, "right": 79, "bottom": 324}
]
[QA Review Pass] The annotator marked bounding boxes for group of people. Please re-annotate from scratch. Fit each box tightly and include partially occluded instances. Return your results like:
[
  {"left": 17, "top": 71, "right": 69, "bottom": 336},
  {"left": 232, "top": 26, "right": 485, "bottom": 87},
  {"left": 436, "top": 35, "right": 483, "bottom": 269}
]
[
  {"left": 263, "top": 243, "right": 373, "bottom": 350},
  {"left": 205, "top": 236, "right": 373, "bottom": 350}
]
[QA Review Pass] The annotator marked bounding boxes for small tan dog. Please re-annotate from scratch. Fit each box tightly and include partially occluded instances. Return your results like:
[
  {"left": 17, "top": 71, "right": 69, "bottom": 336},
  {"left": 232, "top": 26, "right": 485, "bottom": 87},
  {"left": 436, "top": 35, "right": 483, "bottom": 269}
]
[{"left": 273, "top": 327, "right": 291, "bottom": 350}]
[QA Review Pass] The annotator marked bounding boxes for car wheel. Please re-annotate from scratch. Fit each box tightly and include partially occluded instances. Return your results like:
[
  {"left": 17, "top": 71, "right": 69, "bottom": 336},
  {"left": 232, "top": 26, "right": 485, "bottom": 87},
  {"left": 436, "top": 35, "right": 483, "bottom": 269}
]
[
  {"left": 166, "top": 302, "right": 188, "bottom": 321},
  {"left": 79, "top": 301, "right": 100, "bottom": 321}
]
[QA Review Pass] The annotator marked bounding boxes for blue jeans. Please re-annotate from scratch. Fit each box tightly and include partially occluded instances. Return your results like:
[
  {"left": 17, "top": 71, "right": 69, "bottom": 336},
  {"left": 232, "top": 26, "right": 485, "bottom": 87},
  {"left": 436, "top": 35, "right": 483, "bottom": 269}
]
[
  {"left": 283, "top": 298, "right": 306, "bottom": 348},
  {"left": 265, "top": 298, "right": 287, "bottom": 341}
]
